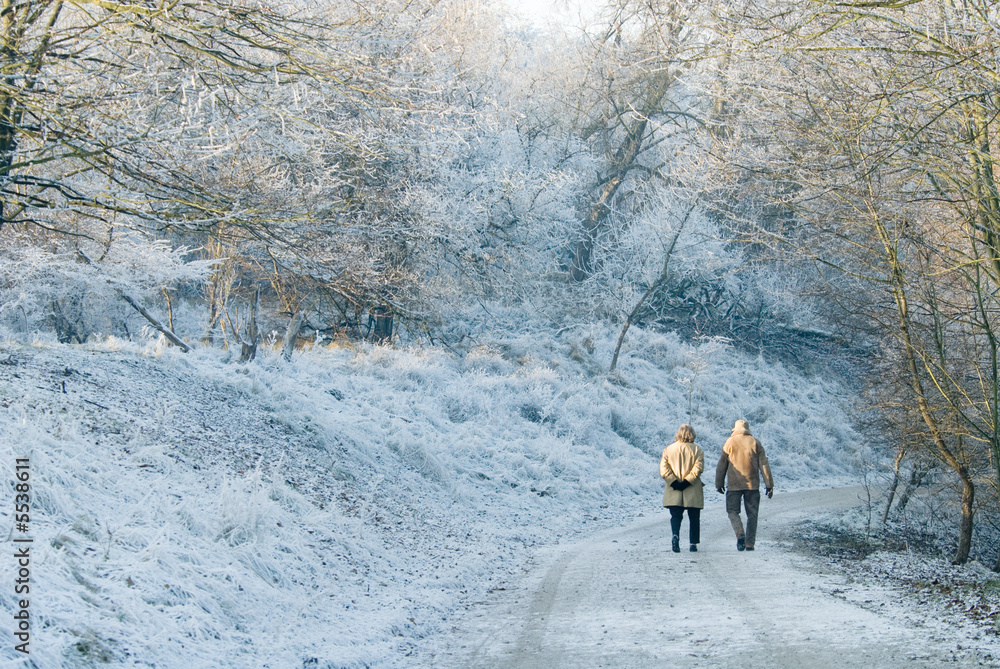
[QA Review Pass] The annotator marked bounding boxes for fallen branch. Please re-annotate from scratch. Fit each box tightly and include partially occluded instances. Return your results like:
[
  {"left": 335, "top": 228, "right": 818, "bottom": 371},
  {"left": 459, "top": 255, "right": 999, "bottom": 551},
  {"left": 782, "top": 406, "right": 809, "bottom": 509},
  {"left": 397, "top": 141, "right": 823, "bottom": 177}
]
[
  {"left": 610, "top": 201, "right": 696, "bottom": 373},
  {"left": 76, "top": 250, "right": 191, "bottom": 353}
]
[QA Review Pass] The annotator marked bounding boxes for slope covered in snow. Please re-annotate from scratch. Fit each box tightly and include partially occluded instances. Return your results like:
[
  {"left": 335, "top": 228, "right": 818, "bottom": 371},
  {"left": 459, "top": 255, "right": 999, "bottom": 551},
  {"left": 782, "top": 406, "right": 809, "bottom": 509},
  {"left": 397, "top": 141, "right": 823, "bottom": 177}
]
[{"left": 0, "top": 324, "right": 862, "bottom": 667}]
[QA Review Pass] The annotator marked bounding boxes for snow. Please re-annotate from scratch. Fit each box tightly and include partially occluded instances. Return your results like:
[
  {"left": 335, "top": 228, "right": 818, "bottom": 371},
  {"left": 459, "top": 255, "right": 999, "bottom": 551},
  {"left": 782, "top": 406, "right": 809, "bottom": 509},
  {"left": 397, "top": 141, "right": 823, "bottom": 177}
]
[
  {"left": 420, "top": 488, "right": 1000, "bottom": 667},
  {"left": 0, "top": 322, "right": 913, "bottom": 667}
]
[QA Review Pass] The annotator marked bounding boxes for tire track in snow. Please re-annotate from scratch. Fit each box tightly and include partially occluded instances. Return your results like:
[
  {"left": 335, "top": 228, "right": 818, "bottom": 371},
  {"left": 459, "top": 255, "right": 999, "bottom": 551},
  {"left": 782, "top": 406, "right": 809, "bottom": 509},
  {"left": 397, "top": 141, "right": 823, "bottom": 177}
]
[{"left": 426, "top": 487, "right": 1000, "bottom": 668}]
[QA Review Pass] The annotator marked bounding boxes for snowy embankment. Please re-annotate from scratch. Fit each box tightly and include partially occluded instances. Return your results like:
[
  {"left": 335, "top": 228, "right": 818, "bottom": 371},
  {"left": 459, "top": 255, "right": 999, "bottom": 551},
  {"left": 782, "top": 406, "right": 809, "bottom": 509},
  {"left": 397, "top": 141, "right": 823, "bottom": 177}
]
[{"left": 0, "top": 325, "right": 860, "bottom": 667}]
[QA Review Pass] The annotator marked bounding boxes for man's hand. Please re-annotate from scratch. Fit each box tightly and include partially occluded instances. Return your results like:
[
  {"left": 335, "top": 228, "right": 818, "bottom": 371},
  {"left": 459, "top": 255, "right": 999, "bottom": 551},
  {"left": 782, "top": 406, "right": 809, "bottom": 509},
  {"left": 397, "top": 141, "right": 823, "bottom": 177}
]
[
  {"left": 766, "top": 488, "right": 773, "bottom": 499},
  {"left": 670, "top": 480, "right": 682, "bottom": 490},
  {"left": 676, "top": 480, "right": 691, "bottom": 491},
  {"left": 716, "top": 487, "right": 725, "bottom": 494}
]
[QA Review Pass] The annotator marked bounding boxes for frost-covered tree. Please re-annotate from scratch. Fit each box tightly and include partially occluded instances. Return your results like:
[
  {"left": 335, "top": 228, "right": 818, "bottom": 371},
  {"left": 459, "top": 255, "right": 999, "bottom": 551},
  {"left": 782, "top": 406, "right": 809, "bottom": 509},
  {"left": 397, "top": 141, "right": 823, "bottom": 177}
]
[
  {"left": 409, "top": 9, "right": 597, "bottom": 316},
  {"left": 0, "top": 0, "right": 369, "bottom": 343},
  {"left": 0, "top": 228, "right": 212, "bottom": 344},
  {"left": 717, "top": 0, "right": 1000, "bottom": 565},
  {"left": 0, "top": 0, "right": 339, "bottom": 232},
  {"left": 0, "top": 0, "right": 484, "bottom": 346},
  {"left": 564, "top": 0, "right": 724, "bottom": 282}
]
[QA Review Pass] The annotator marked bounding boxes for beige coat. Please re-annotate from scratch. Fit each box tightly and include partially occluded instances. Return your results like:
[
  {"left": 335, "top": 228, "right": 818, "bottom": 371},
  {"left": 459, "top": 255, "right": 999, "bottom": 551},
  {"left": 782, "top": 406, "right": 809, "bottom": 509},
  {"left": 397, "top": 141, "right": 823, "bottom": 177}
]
[
  {"left": 715, "top": 427, "right": 774, "bottom": 491},
  {"left": 660, "top": 441, "right": 705, "bottom": 508}
]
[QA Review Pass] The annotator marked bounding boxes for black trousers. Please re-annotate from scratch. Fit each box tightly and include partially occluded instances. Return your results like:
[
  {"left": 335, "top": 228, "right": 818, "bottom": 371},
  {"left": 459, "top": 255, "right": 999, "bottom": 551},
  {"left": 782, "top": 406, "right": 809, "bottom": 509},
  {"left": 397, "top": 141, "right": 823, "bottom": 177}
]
[{"left": 667, "top": 506, "right": 701, "bottom": 544}]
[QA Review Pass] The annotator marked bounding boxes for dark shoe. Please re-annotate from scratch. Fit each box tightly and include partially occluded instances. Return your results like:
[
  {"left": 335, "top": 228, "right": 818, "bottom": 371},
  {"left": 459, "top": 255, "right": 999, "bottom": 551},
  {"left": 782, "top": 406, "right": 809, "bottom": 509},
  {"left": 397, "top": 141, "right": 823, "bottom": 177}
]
[
  {"left": 745, "top": 546, "right": 754, "bottom": 551},
  {"left": 672, "top": 535, "right": 680, "bottom": 553},
  {"left": 737, "top": 535, "right": 746, "bottom": 551},
  {"left": 690, "top": 544, "right": 698, "bottom": 552}
]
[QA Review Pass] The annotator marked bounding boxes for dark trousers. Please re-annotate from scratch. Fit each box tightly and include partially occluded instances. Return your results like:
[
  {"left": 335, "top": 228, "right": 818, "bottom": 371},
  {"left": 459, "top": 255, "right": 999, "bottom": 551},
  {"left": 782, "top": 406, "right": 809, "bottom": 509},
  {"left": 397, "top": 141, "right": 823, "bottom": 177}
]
[
  {"left": 667, "top": 506, "right": 701, "bottom": 545},
  {"left": 726, "top": 489, "right": 761, "bottom": 546}
]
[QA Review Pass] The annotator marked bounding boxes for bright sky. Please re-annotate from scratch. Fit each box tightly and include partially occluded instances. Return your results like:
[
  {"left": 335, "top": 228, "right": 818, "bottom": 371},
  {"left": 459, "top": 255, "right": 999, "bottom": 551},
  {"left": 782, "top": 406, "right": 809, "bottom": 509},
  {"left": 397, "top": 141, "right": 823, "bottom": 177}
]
[{"left": 500, "top": 0, "right": 605, "bottom": 29}]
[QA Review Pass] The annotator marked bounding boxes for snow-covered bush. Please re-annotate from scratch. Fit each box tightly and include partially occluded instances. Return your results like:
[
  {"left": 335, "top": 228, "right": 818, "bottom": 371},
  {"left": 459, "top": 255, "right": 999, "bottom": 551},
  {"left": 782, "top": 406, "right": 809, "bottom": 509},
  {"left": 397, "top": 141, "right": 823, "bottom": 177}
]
[{"left": 0, "top": 228, "right": 213, "bottom": 343}]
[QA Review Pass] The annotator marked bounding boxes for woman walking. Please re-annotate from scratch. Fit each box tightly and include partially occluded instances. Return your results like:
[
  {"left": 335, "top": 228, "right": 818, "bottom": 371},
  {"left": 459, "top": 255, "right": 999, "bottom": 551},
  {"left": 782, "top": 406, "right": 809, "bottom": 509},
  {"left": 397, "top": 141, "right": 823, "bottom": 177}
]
[{"left": 660, "top": 424, "right": 705, "bottom": 553}]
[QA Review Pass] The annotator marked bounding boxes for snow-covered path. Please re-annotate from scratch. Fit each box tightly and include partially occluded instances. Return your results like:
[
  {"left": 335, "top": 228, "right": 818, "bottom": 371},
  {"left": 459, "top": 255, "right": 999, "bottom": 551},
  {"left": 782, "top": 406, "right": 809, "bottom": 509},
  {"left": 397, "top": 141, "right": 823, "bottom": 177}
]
[{"left": 424, "top": 487, "right": 997, "bottom": 668}]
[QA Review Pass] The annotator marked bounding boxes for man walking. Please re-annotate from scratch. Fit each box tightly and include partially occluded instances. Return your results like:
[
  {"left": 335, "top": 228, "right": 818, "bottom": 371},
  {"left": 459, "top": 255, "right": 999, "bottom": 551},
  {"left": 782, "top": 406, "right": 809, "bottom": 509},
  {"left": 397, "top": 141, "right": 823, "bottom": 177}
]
[{"left": 715, "top": 419, "right": 773, "bottom": 551}]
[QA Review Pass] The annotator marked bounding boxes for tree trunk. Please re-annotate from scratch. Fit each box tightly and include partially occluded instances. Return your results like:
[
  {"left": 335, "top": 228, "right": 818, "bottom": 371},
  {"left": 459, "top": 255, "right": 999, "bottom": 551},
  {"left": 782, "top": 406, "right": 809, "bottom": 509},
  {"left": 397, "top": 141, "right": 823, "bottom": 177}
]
[
  {"left": 570, "top": 69, "right": 674, "bottom": 281},
  {"left": 0, "top": 1, "right": 65, "bottom": 229},
  {"left": 570, "top": 172, "right": 628, "bottom": 282},
  {"left": 206, "top": 300, "right": 219, "bottom": 345},
  {"left": 955, "top": 471, "right": 974, "bottom": 565},
  {"left": 881, "top": 447, "right": 905, "bottom": 525},
  {"left": 876, "top": 215, "right": 973, "bottom": 564},
  {"left": 163, "top": 288, "right": 174, "bottom": 332},
  {"left": 894, "top": 465, "right": 927, "bottom": 516},
  {"left": 239, "top": 286, "right": 260, "bottom": 363},
  {"left": 281, "top": 310, "right": 305, "bottom": 362},
  {"left": 371, "top": 305, "right": 393, "bottom": 344}
]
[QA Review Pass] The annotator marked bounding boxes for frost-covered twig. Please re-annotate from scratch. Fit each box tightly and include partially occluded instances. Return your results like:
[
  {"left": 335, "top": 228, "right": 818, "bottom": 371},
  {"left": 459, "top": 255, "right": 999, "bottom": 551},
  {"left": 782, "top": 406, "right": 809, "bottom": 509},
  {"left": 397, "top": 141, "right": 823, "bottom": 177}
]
[{"left": 76, "top": 250, "right": 190, "bottom": 352}]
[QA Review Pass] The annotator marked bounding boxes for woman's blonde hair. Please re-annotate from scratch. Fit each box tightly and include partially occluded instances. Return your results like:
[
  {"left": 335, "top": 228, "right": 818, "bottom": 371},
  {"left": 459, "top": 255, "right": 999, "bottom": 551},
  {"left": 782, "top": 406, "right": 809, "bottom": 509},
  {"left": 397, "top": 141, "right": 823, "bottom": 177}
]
[{"left": 674, "top": 424, "right": 696, "bottom": 443}]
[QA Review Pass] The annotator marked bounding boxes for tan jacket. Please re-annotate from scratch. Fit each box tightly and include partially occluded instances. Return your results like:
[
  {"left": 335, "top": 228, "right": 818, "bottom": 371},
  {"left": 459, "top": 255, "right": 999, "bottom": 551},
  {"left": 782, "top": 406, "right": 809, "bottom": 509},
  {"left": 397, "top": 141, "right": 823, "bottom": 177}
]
[
  {"left": 715, "top": 428, "right": 773, "bottom": 491},
  {"left": 660, "top": 441, "right": 705, "bottom": 508}
]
